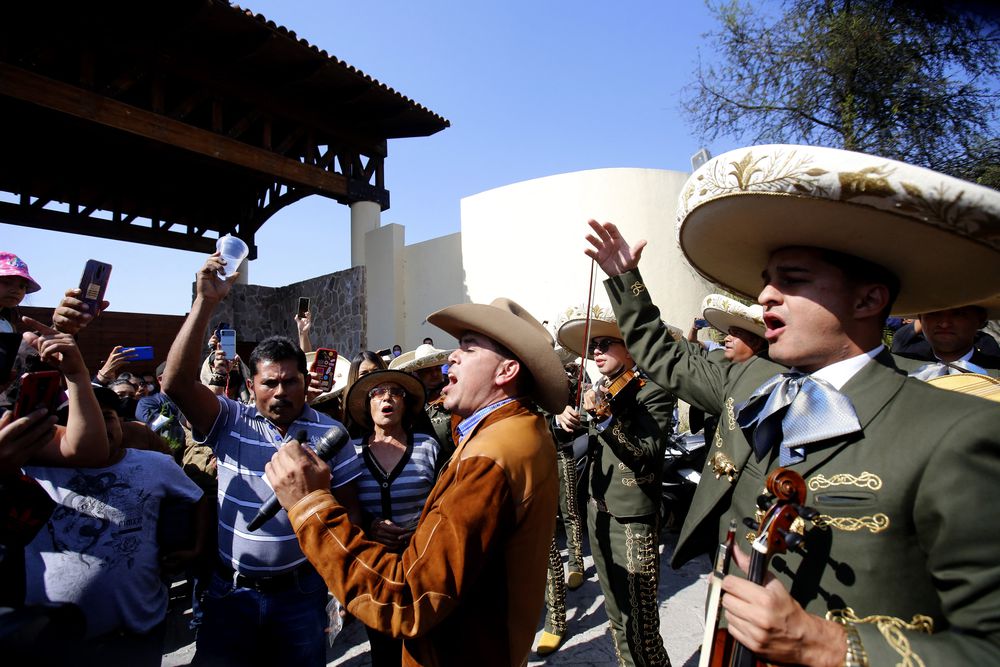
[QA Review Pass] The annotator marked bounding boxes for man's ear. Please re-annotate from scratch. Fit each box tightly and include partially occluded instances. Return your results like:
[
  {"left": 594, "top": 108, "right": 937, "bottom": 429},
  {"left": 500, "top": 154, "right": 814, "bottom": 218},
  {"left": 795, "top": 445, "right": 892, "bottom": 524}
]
[
  {"left": 854, "top": 283, "right": 890, "bottom": 320},
  {"left": 245, "top": 378, "right": 254, "bottom": 395},
  {"left": 495, "top": 358, "right": 521, "bottom": 389}
]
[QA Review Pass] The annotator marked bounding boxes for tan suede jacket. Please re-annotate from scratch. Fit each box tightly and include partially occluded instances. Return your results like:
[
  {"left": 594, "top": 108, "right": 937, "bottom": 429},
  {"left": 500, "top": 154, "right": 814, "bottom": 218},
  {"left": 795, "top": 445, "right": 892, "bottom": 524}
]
[{"left": 289, "top": 399, "right": 558, "bottom": 666}]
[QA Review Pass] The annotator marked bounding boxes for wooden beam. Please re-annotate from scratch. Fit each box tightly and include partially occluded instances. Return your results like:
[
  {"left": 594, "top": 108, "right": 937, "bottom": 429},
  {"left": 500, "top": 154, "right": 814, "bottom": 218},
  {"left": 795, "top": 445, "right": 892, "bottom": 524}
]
[
  {"left": 0, "top": 201, "right": 218, "bottom": 255},
  {"left": 0, "top": 63, "right": 353, "bottom": 200}
]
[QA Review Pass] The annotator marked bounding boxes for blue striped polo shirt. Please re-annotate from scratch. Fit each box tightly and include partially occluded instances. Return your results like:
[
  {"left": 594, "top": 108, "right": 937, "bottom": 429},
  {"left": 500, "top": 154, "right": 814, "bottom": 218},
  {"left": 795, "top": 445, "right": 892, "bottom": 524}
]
[{"left": 198, "top": 395, "right": 363, "bottom": 575}]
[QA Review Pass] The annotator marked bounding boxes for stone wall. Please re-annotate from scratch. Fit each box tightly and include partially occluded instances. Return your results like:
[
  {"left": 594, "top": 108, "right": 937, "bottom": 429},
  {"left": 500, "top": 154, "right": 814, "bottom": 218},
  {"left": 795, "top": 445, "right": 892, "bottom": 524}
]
[{"left": 202, "top": 265, "right": 366, "bottom": 359}]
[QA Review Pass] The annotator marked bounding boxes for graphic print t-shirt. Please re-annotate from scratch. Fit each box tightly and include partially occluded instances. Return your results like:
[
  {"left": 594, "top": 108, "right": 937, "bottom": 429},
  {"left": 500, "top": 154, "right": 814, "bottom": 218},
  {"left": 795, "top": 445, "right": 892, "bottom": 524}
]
[{"left": 24, "top": 449, "right": 203, "bottom": 637}]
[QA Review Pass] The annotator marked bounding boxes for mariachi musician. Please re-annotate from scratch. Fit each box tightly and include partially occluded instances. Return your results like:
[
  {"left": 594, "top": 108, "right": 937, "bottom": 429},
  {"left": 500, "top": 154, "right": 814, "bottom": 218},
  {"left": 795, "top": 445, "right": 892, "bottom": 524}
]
[{"left": 554, "top": 314, "right": 676, "bottom": 667}]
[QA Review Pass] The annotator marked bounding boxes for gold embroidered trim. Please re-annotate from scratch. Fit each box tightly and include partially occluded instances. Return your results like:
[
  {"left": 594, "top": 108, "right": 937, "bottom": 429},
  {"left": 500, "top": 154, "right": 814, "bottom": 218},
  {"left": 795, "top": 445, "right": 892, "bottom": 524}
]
[
  {"left": 630, "top": 281, "right": 645, "bottom": 296},
  {"left": 710, "top": 452, "right": 737, "bottom": 483},
  {"left": 808, "top": 472, "right": 883, "bottom": 491},
  {"left": 621, "top": 474, "right": 656, "bottom": 487},
  {"left": 827, "top": 608, "right": 933, "bottom": 667},
  {"left": 725, "top": 397, "right": 736, "bottom": 431},
  {"left": 813, "top": 513, "right": 889, "bottom": 533},
  {"left": 610, "top": 422, "right": 644, "bottom": 458}
]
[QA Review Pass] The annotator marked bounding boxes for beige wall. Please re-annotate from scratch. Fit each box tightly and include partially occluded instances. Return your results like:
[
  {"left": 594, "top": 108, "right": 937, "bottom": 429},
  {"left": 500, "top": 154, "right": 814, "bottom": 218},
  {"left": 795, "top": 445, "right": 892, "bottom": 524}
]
[
  {"left": 402, "top": 232, "right": 467, "bottom": 349},
  {"left": 455, "top": 167, "right": 713, "bottom": 344}
]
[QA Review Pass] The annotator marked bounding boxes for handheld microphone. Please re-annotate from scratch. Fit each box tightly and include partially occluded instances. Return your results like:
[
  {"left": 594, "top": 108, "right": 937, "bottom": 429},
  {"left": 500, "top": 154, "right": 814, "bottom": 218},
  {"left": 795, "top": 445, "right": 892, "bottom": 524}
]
[{"left": 246, "top": 423, "right": 351, "bottom": 532}]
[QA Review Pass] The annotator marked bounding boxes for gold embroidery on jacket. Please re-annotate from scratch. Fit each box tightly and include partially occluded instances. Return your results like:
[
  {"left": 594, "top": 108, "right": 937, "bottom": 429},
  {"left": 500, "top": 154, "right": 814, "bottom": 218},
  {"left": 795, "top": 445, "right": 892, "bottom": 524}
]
[
  {"left": 710, "top": 452, "right": 738, "bottom": 483},
  {"left": 827, "top": 608, "right": 932, "bottom": 667},
  {"left": 813, "top": 513, "right": 889, "bottom": 533},
  {"left": 725, "top": 397, "right": 736, "bottom": 431},
  {"left": 808, "top": 472, "right": 882, "bottom": 491},
  {"left": 630, "top": 281, "right": 645, "bottom": 296},
  {"left": 621, "top": 474, "right": 655, "bottom": 487}
]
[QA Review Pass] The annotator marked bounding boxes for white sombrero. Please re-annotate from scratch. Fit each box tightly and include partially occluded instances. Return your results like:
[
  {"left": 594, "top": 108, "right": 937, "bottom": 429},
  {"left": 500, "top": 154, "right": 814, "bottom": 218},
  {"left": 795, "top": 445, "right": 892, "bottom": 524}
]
[
  {"left": 388, "top": 343, "right": 453, "bottom": 372},
  {"left": 558, "top": 316, "right": 682, "bottom": 360},
  {"left": 677, "top": 144, "right": 1000, "bottom": 316},
  {"left": 701, "top": 294, "right": 766, "bottom": 338},
  {"left": 428, "top": 298, "right": 568, "bottom": 413}
]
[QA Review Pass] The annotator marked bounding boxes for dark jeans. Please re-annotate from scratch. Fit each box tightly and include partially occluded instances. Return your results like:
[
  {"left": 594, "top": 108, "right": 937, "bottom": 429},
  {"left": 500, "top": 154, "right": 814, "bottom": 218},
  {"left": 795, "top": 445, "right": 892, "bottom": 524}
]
[{"left": 192, "top": 565, "right": 329, "bottom": 667}]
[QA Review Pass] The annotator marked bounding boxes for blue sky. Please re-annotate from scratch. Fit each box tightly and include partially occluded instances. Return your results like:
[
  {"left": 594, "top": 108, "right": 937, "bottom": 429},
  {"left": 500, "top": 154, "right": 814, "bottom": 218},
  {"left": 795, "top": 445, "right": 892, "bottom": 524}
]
[{"left": 6, "top": 1, "right": 739, "bottom": 315}]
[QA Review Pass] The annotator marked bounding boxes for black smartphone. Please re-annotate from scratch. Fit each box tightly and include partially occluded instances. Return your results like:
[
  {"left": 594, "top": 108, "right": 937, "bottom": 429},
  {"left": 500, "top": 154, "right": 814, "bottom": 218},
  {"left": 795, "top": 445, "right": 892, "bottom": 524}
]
[
  {"left": 214, "top": 321, "right": 230, "bottom": 340},
  {"left": 297, "top": 297, "right": 310, "bottom": 319},
  {"left": 12, "top": 370, "right": 62, "bottom": 419},
  {"left": 79, "top": 260, "right": 112, "bottom": 314}
]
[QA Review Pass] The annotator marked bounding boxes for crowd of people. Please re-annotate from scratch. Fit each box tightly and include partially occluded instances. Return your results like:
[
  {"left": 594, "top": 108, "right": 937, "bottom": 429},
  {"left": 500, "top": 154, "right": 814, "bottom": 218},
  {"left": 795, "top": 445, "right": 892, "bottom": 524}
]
[{"left": 2, "top": 141, "right": 1000, "bottom": 667}]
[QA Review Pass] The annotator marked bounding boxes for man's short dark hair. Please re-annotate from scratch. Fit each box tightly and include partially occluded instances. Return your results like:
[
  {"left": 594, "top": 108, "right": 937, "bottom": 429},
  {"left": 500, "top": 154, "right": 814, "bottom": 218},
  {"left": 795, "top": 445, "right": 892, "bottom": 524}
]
[
  {"left": 248, "top": 336, "right": 307, "bottom": 377},
  {"left": 817, "top": 249, "right": 901, "bottom": 322},
  {"left": 422, "top": 337, "right": 434, "bottom": 345}
]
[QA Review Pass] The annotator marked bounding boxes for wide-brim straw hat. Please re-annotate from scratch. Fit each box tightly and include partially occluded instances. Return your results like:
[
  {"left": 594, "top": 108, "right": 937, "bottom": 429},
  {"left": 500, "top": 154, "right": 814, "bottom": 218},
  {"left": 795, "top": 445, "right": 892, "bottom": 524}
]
[
  {"left": 676, "top": 144, "right": 1000, "bottom": 316},
  {"left": 345, "top": 369, "right": 426, "bottom": 430},
  {"left": 306, "top": 351, "right": 351, "bottom": 407},
  {"left": 388, "top": 343, "right": 453, "bottom": 372},
  {"left": 427, "top": 298, "right": 568, "bottom": 414},
  {"left": 701, "top": 294, "right": 766, "bottom": 338},
  {"left": 558, "top": 317, "right": 682, "bottom": 360}
]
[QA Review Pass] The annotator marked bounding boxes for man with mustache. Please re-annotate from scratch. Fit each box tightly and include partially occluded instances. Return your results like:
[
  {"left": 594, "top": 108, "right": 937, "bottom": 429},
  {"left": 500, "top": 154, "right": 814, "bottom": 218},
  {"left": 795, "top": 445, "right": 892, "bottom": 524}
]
[
  {"left": 893, "top": 303, "right": 1000, "bottom": 379},
  {"left": 265, "top": 298, "right": 565, "bottom": 666},
  {"left": 586, "top": 144, "right": 1000, "bottom": 666},
  {"left": 161, "top": 253, "right": 363, "bottom": 667}
]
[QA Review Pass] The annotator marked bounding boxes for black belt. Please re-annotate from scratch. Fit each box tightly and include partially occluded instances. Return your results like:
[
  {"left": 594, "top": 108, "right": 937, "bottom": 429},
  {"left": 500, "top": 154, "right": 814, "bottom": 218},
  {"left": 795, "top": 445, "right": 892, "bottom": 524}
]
[{"left": 216, "top": 562, "right": 305, "bottom": 593}]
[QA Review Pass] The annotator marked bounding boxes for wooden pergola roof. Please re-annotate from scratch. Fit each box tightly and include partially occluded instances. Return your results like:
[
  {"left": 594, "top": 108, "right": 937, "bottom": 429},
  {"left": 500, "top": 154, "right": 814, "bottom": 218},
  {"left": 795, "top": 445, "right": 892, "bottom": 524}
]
[{"left": 0, "top": 1, "right": 450, "bottom": 258}]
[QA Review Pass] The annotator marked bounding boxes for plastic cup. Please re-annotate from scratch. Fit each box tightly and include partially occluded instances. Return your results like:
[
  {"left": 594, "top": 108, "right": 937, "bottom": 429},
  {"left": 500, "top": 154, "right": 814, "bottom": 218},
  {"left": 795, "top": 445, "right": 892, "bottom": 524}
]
[{"left": 216, "top": 235, "right": 249, "bottom": 280}]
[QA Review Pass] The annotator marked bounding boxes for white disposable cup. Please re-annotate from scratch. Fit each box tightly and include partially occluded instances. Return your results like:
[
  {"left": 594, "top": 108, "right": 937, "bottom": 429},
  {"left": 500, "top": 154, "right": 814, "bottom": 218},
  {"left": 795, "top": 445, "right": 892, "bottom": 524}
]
[{"left": 216, "top": 235, "right": 249, "bottom": 280}]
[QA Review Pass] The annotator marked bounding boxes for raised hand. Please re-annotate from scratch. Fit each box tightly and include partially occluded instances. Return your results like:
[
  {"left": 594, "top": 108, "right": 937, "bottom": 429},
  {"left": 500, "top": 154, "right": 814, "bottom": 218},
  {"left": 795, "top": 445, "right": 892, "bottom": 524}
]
[
  {"left": 52, "top": 288, "right": 110, "bottom": 335},
  {"left": 196, "top": 252, "right": 236, "bottom": 303},
  {"left": 584, "top": 219, "right": 647, "bottom": 276},
  {"left": 21, "top": 317, "right": 88, "bottom": 378}
]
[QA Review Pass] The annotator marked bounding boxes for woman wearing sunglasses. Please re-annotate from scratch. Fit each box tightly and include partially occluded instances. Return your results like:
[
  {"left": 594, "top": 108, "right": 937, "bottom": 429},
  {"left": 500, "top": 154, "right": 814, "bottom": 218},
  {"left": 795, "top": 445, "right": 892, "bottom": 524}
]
[{"left": 343, "top": 369, "right": 440, "bottom": 666}]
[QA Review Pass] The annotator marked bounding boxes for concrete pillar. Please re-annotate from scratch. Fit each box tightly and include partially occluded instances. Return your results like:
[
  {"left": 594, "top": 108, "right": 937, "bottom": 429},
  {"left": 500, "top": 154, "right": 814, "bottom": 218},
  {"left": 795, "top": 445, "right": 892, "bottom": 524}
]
[
  {"left": 364, "top": 223, "right": 405, "bottom": 352},
  {"left": 351, "top": 200, "right": 381, "bottom": 267}
]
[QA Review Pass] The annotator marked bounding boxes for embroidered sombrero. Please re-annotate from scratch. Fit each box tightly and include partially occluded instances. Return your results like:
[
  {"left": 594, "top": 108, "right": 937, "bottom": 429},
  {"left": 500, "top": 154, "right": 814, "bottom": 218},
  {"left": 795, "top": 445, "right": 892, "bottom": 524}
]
[
  {"left": 701, "top": 294, "right": 766, "bottom": 338},
  {"left": 558, "top": 316, "right": 682, "bottom": 360},
  {"left": 677, "top": 145, "right": 1000, "bottom": 315},
  {"left": 388, "top": 343, "right": 453, "bottom": 372}
]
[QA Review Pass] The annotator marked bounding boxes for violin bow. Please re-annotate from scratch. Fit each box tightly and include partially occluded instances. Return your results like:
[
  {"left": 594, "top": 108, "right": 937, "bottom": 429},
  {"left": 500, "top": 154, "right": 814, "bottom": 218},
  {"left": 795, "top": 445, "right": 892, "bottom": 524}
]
[{"left": 576, "top": 257, "right": 598, "bottom": 415}]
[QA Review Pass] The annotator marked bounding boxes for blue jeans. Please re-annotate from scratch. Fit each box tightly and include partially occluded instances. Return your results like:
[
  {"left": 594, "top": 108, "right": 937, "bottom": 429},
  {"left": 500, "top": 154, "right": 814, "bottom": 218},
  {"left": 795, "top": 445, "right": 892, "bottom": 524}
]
[{"left": 192, "top": 565, "right": 329, "bottom": 667}]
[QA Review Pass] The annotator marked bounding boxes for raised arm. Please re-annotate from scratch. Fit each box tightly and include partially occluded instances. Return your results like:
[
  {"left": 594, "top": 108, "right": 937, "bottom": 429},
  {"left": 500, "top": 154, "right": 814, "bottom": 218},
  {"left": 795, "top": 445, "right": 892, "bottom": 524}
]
[
  {"left": 21, "top": 317, "right": 109, "bottom": 466},
  {"left": 161, "top": 253, "right": 233, "bottom": 435}
]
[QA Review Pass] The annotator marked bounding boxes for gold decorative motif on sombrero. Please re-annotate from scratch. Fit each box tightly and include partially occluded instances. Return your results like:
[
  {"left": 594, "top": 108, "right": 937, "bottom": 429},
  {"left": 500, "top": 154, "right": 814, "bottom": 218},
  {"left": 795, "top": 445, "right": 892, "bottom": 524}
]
[
  {"left": 630, "top": 281, "right": 645, "bottom": 295},
  {"left": 710, "top": 452, "right": 737, "bottom": 483},
  {"left": 808, "top": 472, "right": 882, "bottom": 491},
  {"left": 813, "top": 512, "right": 889, "bottom": 534}
]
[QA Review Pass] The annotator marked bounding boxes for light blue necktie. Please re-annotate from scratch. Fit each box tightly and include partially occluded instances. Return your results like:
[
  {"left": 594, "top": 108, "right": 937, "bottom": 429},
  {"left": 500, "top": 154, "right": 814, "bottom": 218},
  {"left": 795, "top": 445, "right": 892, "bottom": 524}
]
[
  {"left": 909, "top": 358, "right": 986, "bottom": 381},
  {"left": 735, "top": 372, "right": 862, "bottom": 465}
]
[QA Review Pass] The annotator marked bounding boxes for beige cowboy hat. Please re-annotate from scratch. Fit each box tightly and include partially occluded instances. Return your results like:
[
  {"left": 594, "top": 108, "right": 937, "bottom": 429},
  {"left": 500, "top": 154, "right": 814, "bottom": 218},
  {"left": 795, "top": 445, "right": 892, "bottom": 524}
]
[
  {"left": 701, "top": 294, "right": 766, "bottom": 338},
  {"left": 345, "top": 369, "right": 426, "bottom": 430},
  {"left": 676, "top": 144, "right": 1000, "bottom": 316},
  {"left": 306, "top": 351, "right": 351, "bottom": 407},
  {"left": 388, "top": 343, "right": 453, "bottom": 372},
  {"left": 427, "top": 298, "right": 568, "bottom": 414},
  {"left": 902, "top": 295, "right": 1000, "bottom": 321},
  {"left": 558, "top": 316, "right": 682, "bottom": 360}
]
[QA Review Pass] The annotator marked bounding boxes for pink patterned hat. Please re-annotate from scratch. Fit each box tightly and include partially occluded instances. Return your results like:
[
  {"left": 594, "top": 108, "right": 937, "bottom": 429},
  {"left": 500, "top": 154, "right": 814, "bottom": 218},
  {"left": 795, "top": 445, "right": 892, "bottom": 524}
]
[{"left": 0, "top": 252, "right": 41, "bottom": 293}]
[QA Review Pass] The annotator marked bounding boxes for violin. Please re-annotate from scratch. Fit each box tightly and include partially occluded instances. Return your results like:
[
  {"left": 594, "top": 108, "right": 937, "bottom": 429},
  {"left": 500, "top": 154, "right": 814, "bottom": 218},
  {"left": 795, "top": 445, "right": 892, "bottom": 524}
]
[
  {"left": 589, "top": 366, "right": 645, "bottom": 419},
  {"left": 700, "top": 468, "right": 816, "bottom": 667}
]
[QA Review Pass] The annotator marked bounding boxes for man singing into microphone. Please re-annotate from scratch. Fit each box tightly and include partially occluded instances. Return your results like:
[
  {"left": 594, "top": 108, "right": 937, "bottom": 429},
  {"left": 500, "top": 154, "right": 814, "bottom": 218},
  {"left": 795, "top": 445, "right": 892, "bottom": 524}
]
[{"left": 161, "top": 253, "right": 363, "bottom": 667}]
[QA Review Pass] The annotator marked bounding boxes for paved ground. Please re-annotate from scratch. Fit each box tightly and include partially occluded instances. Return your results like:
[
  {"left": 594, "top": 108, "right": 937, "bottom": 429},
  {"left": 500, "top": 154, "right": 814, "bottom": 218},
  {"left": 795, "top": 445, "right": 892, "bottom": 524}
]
[{"left": 162, "top": 531, "right": 710, "bottom": 667}]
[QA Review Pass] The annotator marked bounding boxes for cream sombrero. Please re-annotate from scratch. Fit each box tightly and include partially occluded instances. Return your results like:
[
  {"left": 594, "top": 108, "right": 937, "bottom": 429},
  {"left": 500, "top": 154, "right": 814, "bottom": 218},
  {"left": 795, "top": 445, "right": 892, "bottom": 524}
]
[
  {"left": 558, "top": 316, "right": 682, "bottom": 360},
  {"left": 388, "top": 343, "right": 453, "bottom": 372},
  {"left": 701, "top": 294, "right": 766, "bottom": 338},
  {"left": 677, "top": 145, "right": 1000, "bottom": 316},
  {"left": 345, "top": 370, "right": 426, "bottom": 430},
  {"left": 427, "top": 298, "right": 568, "bottom": 413}
]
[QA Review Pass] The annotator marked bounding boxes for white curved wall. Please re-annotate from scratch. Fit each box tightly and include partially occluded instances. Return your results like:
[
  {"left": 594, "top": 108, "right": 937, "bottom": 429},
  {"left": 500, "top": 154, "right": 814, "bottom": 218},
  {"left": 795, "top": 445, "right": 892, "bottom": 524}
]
[{"left": 456, "top": 168, "right": 714, "bottom": 341}]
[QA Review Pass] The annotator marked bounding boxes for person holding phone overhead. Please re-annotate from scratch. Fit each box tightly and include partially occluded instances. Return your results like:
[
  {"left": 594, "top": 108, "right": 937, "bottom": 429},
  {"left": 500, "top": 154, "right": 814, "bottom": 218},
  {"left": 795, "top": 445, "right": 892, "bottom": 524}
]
[{"left": 160, "top": 251, "right": 363, "bottom": 667}]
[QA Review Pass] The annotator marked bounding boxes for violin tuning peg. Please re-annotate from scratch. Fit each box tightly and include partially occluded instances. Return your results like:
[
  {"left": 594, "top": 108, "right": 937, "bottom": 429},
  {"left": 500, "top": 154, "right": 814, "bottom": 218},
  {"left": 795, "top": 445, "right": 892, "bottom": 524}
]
[
  {"left": 782, "top": 531, "right": 803, "bottom": 550},
  {"left": 742, "top": 517, "right": 757, "bottom": 531},
  {"left": 794, "top": 505, "right": 819, "bottom": 521},
  {"left": 756, "top": 494, "right": 771, "bottom": 510}
]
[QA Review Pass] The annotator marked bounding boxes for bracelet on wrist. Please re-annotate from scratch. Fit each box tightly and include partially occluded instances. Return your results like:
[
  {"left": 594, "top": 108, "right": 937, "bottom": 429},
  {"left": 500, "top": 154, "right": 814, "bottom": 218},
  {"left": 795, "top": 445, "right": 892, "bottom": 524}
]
[
  {"left": 208, "top": 373, "right": 227, "bottom": 387},
  {"left": 826, "top": 614, "right": 869, "bottom": 667}
]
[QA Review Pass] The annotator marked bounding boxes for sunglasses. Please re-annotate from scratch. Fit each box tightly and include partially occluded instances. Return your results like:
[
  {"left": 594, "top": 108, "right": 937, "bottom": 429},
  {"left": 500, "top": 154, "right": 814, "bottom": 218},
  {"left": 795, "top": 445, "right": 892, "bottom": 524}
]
[
  {"left": 368, "top": 386, "right": 406, "bottom": 400},
  {"left": 589, "top": 337, "right": 621, "bottom": 354}
]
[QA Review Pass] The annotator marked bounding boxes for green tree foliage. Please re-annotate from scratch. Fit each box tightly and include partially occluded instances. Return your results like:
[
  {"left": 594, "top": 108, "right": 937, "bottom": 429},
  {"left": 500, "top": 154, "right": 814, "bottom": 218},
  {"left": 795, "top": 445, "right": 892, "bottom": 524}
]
[{"left": 684, "top": 0, "right": 1000, "bottom": 185}]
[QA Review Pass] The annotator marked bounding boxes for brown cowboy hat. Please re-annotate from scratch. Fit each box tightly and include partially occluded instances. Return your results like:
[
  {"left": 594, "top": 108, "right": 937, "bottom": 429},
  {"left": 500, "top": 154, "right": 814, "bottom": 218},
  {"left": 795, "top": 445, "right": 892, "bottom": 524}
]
[
  {"left": 345, "top": 370, "right": 426, "bottom": 430},
  {"left": 677, "top": 144, "right": 1000, "bottom": 316},
  {"left": 558, "top": 316, "right": 682, "bottom": 360},
  {"left": 427, "top": 298, "right": 568, "bottom": 413}
]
